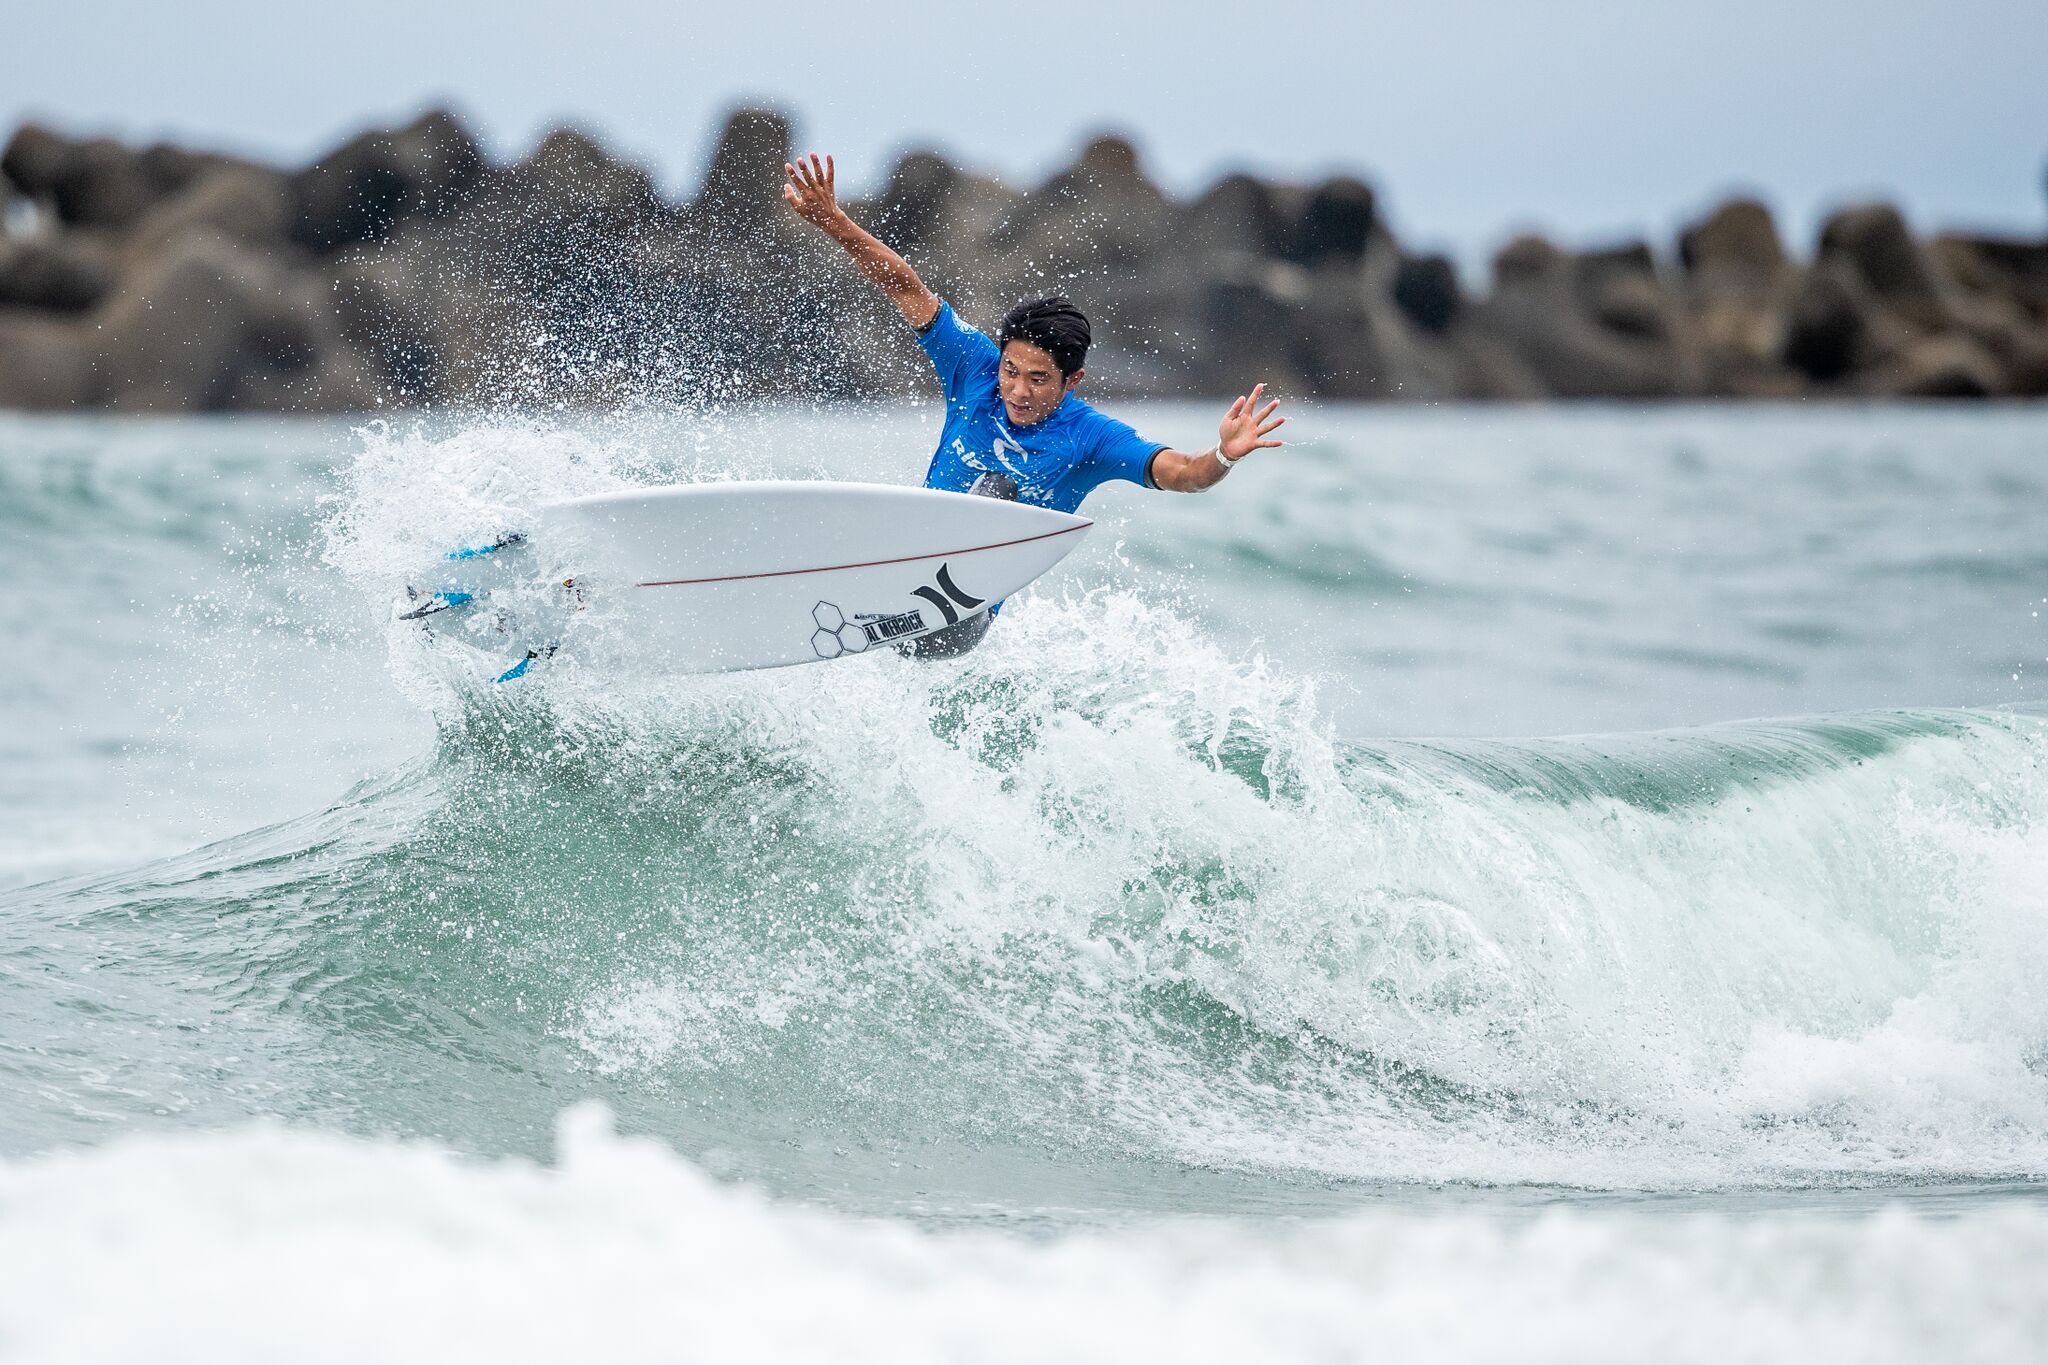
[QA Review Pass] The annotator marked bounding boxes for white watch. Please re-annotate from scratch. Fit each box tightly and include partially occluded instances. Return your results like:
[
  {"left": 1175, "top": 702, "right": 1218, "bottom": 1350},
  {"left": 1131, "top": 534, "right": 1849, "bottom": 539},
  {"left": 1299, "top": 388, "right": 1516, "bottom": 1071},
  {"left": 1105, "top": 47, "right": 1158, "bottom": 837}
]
[{"left": 1213, "top": 445, "right": 1242, "bottom": 467}]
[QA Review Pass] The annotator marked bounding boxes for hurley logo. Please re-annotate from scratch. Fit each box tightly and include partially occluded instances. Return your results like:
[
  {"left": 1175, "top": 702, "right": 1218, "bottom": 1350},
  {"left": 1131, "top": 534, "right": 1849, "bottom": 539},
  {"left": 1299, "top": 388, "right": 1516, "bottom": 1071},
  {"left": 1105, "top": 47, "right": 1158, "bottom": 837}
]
[{"left": 911, "top": 565, "right": 986, "bottom": 625}]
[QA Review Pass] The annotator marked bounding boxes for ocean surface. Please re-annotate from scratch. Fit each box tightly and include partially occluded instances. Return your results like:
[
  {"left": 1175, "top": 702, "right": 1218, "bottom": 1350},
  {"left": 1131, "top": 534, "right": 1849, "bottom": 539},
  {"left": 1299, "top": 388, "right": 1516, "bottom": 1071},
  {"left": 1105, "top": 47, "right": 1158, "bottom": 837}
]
[{"left": 2, "top": 402, "right": 2046, "bottom": 1361}]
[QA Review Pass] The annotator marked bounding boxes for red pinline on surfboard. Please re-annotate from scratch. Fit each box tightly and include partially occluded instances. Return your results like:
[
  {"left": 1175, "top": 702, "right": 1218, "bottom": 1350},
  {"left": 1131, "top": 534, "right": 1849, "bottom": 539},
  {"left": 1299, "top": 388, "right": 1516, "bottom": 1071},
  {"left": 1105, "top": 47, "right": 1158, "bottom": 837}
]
[{"left": 632, "top": 522, "right": 1091, "bottom": 589}]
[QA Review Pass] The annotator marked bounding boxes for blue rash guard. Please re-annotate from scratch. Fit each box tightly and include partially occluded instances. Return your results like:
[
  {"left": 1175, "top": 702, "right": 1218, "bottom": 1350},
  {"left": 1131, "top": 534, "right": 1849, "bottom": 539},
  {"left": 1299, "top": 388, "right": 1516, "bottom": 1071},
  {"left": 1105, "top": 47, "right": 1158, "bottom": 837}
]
[{"left": 916, "top": 300, "right": 1164, "bottom": 514}]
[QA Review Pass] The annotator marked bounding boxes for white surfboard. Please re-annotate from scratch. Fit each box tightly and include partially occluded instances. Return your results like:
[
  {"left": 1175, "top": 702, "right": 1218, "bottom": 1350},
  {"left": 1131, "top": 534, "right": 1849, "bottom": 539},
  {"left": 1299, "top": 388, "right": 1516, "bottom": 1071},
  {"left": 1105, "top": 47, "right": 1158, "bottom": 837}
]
[{"left": 535, "top": 481, "right": 1093, "bottom": 673}]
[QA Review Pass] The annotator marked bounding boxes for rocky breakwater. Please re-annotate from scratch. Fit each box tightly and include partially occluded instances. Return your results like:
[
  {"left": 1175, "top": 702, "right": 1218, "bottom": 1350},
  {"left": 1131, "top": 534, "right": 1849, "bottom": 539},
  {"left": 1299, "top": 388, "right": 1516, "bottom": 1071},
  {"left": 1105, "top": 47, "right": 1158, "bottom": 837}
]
[{"left": 2, "top": 108, "right": 2045, "bottom": 411}]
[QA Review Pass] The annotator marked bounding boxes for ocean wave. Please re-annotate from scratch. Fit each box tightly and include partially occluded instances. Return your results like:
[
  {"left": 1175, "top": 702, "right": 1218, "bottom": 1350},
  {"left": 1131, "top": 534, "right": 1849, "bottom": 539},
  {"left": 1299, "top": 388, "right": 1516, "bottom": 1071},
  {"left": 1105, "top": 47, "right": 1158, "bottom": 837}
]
[
  {"left": 6, "top": 415, "right": 2047, "bottom": 1198},
  {"left": 12, "top": 562, "right": 2047, "bottom": 1191}
]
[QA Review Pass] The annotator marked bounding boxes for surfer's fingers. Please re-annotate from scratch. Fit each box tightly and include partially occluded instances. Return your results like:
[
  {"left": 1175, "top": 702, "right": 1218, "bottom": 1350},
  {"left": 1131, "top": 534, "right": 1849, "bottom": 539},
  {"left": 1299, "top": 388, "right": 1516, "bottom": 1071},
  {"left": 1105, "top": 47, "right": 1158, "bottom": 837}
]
[
  {"left": 825, "top": 153, "right": 835, "bottom": 188},
  {"left": 1255, "top": 398, "right": 1282, "bottom": 421},
  {"left": 1258, "top": 413, "right": 1288, "bottom": 435},
  {"left": 810, "top": 152, "right": 828, "bottom": 187}
]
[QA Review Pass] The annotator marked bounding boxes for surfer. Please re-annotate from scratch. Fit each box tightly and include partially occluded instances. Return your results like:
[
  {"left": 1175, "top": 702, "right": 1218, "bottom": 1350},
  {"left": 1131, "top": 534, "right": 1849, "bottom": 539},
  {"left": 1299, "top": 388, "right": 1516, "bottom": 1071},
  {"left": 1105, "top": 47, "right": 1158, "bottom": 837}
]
[{"left": 783, "top": 153, "right": 1285, "bottom": 655}]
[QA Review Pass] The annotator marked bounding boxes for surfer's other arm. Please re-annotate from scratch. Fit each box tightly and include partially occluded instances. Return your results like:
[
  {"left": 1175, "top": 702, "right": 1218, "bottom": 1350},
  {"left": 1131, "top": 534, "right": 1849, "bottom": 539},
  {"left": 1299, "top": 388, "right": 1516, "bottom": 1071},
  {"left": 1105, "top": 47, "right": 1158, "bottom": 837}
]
[
  {"left": 1148, "top": 383, "right": 1287, "bottom": 492},
  {"left": 783, "top": 153, "right": 941, "bottom": 329}
]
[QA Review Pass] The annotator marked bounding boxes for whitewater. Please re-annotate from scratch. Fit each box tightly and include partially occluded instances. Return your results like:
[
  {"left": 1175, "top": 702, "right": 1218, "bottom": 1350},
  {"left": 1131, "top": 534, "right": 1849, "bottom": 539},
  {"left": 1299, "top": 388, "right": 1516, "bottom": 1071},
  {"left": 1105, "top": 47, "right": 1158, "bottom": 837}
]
[{"left": 2, "top": 403, "right": 2046, "bottom": 1361}]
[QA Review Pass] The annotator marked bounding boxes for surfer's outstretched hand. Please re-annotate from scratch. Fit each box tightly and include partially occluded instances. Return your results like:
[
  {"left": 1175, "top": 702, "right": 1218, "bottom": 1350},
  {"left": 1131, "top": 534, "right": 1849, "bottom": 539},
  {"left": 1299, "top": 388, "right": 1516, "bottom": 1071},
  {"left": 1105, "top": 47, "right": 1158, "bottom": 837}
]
[
  {"left": 1219, "top": 383, "right": 1286, "bottom": 461},
  {"left": 780, "top": 151, "right": 942, "bottom": 328},
  {"left": 783, "top": 153, "right": 844, "bottom": 229}
]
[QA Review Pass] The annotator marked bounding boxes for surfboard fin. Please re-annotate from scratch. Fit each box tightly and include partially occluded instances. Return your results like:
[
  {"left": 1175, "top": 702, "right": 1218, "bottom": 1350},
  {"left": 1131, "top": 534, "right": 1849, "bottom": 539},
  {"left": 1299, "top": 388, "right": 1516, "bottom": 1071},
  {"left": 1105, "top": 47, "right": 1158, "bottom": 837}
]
[
  {"left": 493, "top": 643, "right": 558, "bottom": 683},
  {"left": 445, "top": 532, "right": 526, "bottom": 561},
  {"left": 399, "top": 589, "right": 478, "bottom": 621}
]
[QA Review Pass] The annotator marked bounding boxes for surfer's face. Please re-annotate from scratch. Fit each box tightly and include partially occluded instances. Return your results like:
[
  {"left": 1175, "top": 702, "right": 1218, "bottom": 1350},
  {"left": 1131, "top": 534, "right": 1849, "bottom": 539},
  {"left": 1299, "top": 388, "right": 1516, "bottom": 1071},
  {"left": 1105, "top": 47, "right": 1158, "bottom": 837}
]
[{"left": 999, "top": 341, "right": 1082, "bottom": 427}]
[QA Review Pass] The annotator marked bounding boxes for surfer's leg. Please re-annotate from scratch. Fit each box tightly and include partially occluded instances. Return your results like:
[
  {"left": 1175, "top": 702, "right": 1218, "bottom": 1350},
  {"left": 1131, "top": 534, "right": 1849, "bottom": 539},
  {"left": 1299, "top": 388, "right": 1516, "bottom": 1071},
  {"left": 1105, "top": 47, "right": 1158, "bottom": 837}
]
[
  {"left": 967, "top": 472, "right": 1020, "bottom": 502},
  {"left": 903, "top": 471, "right": 1015, "bottom": 660},
  {"left": 906, "top": 609, "right": 992, "bottom": 659}
]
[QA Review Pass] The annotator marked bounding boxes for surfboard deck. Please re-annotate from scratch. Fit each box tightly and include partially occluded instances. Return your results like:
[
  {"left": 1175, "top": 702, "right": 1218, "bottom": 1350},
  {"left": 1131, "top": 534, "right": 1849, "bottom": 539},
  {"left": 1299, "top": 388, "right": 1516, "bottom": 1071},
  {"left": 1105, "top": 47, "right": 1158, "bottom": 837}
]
[{"left": 527, "top": 480, "right": 1093, "bottom": 673}]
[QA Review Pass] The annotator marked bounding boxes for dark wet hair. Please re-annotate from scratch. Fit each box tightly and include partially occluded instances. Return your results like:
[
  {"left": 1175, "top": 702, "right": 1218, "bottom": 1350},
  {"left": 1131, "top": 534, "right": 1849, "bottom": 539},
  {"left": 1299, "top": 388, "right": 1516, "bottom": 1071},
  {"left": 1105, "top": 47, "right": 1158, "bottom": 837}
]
[{"left": 997, "top": 296, "right": 1091, "bottom": 377}]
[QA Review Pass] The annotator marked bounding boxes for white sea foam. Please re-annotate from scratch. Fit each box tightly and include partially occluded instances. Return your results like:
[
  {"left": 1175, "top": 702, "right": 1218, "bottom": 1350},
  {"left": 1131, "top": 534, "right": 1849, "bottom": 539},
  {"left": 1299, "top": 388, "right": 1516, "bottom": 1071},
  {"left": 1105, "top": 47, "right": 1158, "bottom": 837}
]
[{"left": 0, "top": 1109, "right": 2042, "bottom": 1365}]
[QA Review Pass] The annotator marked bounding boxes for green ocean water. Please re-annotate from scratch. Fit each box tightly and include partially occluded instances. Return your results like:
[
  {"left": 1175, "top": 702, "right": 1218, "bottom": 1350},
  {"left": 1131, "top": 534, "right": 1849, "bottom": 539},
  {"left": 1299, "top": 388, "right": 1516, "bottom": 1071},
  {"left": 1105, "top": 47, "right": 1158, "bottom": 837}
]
[{"left": 2, "top": 403, "right": 2047, "bottom": 1361}]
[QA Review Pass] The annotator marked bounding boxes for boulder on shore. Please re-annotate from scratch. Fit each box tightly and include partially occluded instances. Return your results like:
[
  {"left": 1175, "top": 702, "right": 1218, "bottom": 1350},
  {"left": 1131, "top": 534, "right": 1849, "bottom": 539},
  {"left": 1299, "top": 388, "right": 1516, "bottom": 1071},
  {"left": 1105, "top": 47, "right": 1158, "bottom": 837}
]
[
  {"left": 1474, "top": 235, "right": 1699, "bottom": 398},
  {"left": 87, "top": 232, "right": 378, "bottom": 411},
  {"left": 0, "top": 235, "right": 115, "bottom": 312},
  {"left": 290, "top": 109, "right": 485, "bottom": 252},
  {"left": 1677, "top": 197, "right": 1803, "bottom": 394},
  {"left": 1871, "top": 333, "right": 2007, "bottom": 398},
  {"left": 1817, "top": 202, "right": 1950, "bottom": 328},
  {"left": 0, "top": 313, "right": 94, "bottom": 408},
  {"left": 2, "top": 125, "right": 224, "bottom": 228}
]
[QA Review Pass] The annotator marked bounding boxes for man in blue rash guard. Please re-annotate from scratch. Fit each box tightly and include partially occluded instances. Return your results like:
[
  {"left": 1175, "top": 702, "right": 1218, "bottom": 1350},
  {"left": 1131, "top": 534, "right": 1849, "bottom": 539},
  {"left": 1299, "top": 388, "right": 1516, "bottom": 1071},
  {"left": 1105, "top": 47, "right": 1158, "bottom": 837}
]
[{"left": 782, "top": 152, "right": 1286, "bottom": 657}]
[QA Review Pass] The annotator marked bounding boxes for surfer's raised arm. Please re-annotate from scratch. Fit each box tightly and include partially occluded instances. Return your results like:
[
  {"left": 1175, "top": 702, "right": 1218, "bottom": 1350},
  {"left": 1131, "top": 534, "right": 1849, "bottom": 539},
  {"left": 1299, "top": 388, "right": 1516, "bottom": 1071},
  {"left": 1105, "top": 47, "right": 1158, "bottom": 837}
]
[
  {"left": 783, "top": 153, "right": 941, "bottom": 330},
  {"left": 1146, "top": 384, "right": 1288, "bottom": 493}
]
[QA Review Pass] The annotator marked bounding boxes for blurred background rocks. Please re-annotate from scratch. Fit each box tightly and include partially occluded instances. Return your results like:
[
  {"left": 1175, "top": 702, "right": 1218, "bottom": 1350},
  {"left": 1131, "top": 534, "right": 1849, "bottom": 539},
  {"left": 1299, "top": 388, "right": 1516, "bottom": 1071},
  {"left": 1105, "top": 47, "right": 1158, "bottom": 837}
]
[{"left": 2, "top": 107, "right": 2044, "bottom": 411}]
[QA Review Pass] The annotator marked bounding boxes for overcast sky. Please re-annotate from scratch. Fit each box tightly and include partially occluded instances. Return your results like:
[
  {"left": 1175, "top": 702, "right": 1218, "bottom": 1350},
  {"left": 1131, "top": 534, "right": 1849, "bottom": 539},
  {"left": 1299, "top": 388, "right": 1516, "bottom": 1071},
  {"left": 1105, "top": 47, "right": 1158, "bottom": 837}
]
[{"left": 6, "top": 0, "right": 2045, "bottom": 267}]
